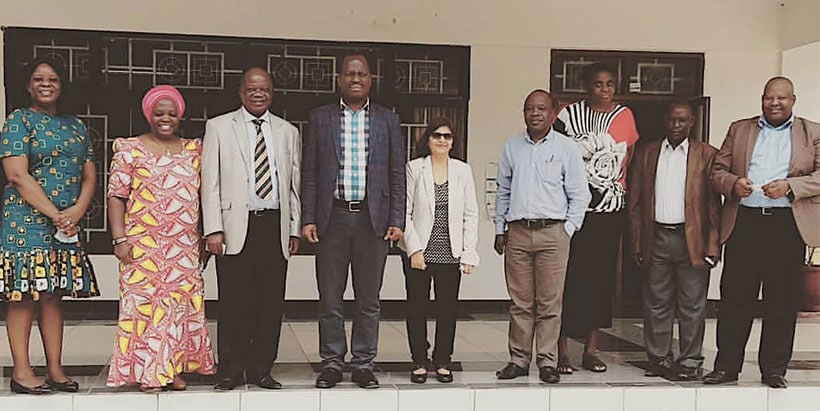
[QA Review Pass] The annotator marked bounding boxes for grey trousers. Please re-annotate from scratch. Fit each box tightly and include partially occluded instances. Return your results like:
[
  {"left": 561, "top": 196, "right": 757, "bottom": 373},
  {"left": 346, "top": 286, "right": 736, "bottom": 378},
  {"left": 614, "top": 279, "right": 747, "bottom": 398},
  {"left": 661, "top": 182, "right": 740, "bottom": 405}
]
[
  {"left": 316, "top": 207, "right": 389, "bottom": 372},
  {"left": 642, "top": 225, "right": 709, "bottom": 368}
]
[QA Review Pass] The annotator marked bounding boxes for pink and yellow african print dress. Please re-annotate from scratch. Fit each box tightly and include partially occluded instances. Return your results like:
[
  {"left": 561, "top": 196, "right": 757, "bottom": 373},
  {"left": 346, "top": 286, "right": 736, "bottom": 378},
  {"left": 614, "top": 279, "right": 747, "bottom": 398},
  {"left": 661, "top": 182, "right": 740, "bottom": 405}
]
[{"left": 106, "top": 137, "right": 215, "bottom": 387}]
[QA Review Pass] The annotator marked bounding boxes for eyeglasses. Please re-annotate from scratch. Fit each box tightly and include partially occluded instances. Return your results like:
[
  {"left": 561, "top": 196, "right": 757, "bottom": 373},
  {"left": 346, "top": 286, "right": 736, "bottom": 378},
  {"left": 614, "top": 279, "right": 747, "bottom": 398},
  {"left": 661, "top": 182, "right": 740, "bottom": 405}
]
[{"left": 431, "top": 132, "right": 454, "bottom": 141}]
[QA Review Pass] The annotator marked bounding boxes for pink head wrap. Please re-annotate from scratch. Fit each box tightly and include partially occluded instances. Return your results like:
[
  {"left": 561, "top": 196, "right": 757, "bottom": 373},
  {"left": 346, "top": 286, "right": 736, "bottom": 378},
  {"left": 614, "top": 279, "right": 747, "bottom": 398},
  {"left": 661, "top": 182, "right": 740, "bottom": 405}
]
[{"left": 141, "top": 85, "right": 185, "bottom": 123}]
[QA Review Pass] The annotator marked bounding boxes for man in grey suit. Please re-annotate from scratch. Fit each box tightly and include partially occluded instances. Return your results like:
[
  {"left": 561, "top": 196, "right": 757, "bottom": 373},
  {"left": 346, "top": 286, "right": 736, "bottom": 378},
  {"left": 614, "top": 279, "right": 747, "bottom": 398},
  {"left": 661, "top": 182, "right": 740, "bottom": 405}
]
[
  {"left": 201, "top": 67, "right": 301, "bottom": 390},
  {"left": 301, "top": 53, "right": 405, "bottom": 389}
]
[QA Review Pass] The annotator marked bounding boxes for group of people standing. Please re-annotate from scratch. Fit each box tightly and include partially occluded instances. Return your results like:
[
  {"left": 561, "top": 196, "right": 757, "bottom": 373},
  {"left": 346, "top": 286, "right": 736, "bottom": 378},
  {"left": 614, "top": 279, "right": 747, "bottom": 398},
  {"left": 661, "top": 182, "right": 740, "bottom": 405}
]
[{"left": 1, "top": 54, "right": 817, "bottom": 396}]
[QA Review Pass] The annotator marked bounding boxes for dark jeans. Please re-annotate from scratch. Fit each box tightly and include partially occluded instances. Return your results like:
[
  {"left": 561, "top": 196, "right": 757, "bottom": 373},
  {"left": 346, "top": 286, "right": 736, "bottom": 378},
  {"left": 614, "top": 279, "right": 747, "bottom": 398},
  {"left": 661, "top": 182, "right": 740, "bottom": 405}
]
[
  {"left": 714, "top": 207, "right": 804, "bottom": 376},
  {"left": 216, "top": 210, "right": 287, "bottom": 378},
  {"left": 401, "top": 254, "right": 461, "bottom": 366},
  {"left": 316, "top": 207, "right": 389, "bottom": 372}
]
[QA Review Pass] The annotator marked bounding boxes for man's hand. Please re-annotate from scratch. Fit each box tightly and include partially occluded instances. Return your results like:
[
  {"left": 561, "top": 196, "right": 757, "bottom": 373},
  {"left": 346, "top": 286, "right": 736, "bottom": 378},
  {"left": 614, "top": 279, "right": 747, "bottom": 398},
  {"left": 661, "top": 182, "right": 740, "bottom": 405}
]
[
  {"left": 302, "top": 224, "right": 319, "bottom": 244},
  {"left": 762, "top": 179, "right": 790, "bottom": 199},
  {"left": 632, "top": 252, "right": 644, "bottom": 267},
  {"left": 206, "top": 232, "right": 225, "bottom": 256},
  {"left": 733, "top": 177, "right": 754, "bottom": 198},
  {"left": 494, "top": 234, "right": 507, "bottom": 255},
  {"left": 409, "top": 251, "right": 426, "bottom": 270},
  {"left": 462, "top": 264, "right": 474, "bottom": 275},
  {"left": 288, "top": 236, "right": 300, "bottom": 255},
  {"left": 384, "top": 226, "right": 403, "bottom": 242}
]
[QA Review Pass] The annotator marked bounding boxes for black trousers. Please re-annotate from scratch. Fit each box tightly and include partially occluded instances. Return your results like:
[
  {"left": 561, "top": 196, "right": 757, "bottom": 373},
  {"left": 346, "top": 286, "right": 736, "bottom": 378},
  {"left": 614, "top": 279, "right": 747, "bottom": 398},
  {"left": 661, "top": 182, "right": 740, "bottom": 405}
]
[
  {"left": 216, "top": 210, "right": 287, "bottom": 379},
  {"left": 316, "top": 207, "right": 389, "bottom": 371},
  {"left": 401, "top": 255, "right": 461, "bottom": 366},
  {"left": 714, "top": 206, "right": 804, "bottom": 376}
]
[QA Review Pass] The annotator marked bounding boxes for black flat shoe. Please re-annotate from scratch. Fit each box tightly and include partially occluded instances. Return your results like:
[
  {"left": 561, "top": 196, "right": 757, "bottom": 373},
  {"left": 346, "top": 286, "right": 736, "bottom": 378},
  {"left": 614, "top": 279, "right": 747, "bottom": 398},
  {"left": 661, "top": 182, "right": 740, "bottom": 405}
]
[
  {"left": 435, "top": 365, "right": 453, "bottom": 383},
  {"left": 214, "top": 375, "right": 244, "bottom": 391},
  {"left": 10, "top": 379, "right": 53, "bottom": 395},
  {"left": 46, "top": 378, "right": 80, "bottom": 393},
  {"left": 410, "top": 364, "right": 428, "bottom": 384},
  {"left": 315, "top": 368, "right": 343, "bottom": 389},
  {"left": 762, "top": 374, "right": 787, "bottom": 389}
]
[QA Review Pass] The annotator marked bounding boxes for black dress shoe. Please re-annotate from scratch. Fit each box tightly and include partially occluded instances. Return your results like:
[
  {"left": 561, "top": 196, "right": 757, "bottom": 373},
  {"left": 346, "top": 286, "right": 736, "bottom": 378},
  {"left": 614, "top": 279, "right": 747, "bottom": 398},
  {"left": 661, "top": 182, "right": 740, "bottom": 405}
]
[
  {"left": 435, "top": 365, "right": 453, "bottom": 383},
  {"left": 410, "top": 364, "right": 428, "bottom": 384},
  {"left": 496, "top": 363, "right": 528, "bottom": 380},
  {"left": 762, "top": 374, "right": 788, "bottom": 389},
  {"left": 10, "top": 379, "right": 53, "bottom": 395},
  {"left": 644, "top": 360, "right": 672, "bottom": 378},
  {"left": 702, "top": 370, "right": 738, "bottom": 385},
  {"left": 251, "top": 375, "right": 283, "bottom": 390},
  {"left": 351, "top": 368, "right": 379, "bottom": 389},
  {"left": 674, "top": 366, "right": 701, "bottom": 381},
  {"left": 315, "top": 368, "right": 343, "bottom": 389},
  {"left": 214, "top": 375, "right": 244, "bottom": 391},
  {"left": 46, "top": 378, "right": 80, "bottom": 393},
  {"left": 539, "top": 366, "right": 560, "bottom": 384}
]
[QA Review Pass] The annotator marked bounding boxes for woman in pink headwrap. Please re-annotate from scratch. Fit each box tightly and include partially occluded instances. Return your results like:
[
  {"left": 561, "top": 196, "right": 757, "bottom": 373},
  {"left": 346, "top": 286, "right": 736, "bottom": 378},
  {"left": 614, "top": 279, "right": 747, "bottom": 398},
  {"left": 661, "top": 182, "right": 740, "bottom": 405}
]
[{"left": 106, "top": 85, "right": 215, "bottom": 392}]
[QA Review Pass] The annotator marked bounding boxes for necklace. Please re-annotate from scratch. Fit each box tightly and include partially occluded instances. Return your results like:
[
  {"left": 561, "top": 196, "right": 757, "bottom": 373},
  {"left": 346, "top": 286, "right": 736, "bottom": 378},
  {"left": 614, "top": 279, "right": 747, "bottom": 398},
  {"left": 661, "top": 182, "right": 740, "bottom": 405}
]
[{"left": 146, "top": 135, "right": 182, "bottom": 155}]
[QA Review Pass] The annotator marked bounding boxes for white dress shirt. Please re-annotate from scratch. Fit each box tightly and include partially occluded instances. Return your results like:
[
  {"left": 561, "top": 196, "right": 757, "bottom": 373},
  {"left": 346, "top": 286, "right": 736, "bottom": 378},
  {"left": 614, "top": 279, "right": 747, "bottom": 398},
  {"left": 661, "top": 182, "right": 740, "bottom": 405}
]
[
  {"left": 654, "top": 137, "right": 688, "bottom": 224},
  {"left": 242, "top": 107, "right": 279, "bottom": 210}
]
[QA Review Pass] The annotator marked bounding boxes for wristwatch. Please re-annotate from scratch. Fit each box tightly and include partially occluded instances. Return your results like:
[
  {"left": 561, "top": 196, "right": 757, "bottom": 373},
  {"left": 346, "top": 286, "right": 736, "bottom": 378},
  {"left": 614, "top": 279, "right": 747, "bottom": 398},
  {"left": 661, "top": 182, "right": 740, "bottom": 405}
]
[
  {"left": 112, "top": 237, "right": 127, "bottom": 246},
  {"left": 786, "top": 188, "right": 795, "bottom": 202}
]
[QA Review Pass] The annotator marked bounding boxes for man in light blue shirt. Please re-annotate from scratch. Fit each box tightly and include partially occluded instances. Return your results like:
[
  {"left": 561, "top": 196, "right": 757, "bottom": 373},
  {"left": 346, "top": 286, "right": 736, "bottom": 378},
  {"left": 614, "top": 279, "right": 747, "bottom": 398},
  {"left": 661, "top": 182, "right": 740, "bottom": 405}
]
[{"left": 494, "top": 89, "right": 590, "bottom": 384}]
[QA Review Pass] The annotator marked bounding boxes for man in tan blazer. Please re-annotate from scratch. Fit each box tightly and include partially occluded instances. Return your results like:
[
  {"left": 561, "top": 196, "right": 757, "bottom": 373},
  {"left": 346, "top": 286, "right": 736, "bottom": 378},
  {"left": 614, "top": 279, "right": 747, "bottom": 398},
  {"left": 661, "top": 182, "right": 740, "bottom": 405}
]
[
  {"left": 201, "top": 67, "right": 301, "bottom": 390},
  {"left": 627, "top": 100, "right": 720, "bottom": 381},
  {"left": 704, "top": 77, "right": 820, "bottom": 389}
]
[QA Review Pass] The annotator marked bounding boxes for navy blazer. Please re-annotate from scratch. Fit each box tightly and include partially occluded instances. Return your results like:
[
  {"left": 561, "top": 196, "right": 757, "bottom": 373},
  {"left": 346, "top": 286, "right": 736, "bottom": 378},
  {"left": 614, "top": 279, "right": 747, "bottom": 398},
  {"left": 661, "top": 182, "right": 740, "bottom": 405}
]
[{"left": 301, "top": 102, "right": 406, "bottom": 236}]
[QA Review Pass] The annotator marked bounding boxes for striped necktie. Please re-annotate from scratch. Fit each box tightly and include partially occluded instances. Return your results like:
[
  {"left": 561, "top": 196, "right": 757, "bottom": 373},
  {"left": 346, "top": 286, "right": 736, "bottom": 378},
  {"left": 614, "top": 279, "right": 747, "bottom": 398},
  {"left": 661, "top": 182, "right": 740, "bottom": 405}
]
[{"left": 252, "top": 118, "right": 273, "bottom": 200}]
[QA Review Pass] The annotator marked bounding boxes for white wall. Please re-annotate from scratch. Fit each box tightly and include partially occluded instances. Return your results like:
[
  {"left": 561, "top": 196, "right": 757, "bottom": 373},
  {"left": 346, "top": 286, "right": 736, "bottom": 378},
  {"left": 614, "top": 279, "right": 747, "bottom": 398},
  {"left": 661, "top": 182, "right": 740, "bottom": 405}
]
[
  {"left": 0, "top": 0, "right": 789, "bottom": 299},
  {"left": 783, "top": 42, "right": 820, "bottom": 122}
]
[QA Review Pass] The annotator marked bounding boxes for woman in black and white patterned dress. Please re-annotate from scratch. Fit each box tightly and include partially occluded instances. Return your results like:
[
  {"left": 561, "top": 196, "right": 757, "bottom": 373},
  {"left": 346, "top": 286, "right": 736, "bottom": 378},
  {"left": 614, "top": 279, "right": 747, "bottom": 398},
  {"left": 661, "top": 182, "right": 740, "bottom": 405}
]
[{"left": 400, "top": 117, "right": 479, "bottom": 384}]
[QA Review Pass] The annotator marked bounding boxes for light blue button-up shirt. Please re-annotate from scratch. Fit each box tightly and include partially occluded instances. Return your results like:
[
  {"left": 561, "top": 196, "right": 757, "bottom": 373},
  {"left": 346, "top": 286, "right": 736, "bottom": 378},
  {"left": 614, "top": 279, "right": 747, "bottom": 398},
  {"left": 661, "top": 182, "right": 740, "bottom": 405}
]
[
  {"left": 740, "top": 115, "right": 793, "bottom": 208},
  {"left": 495, "top": 128, "right": 591, "bottom": 236}
]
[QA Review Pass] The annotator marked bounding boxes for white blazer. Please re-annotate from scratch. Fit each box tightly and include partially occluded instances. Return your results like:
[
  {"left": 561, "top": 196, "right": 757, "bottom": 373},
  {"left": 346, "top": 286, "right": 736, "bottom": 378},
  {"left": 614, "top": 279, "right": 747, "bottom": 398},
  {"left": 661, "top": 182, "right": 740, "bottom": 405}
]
[
  {"left": 400, "top": 156, "right": 480, "bottom": 266},
  {"left": 201, "top": 109, "right": 301, "bottom": 258}
]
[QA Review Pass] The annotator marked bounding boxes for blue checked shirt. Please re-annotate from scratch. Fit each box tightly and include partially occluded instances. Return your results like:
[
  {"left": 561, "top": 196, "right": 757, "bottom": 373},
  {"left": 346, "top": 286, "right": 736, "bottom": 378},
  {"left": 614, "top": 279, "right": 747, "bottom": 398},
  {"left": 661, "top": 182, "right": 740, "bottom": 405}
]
[{"left": 335, "top": 99, "right": 370, "bottom": 201}]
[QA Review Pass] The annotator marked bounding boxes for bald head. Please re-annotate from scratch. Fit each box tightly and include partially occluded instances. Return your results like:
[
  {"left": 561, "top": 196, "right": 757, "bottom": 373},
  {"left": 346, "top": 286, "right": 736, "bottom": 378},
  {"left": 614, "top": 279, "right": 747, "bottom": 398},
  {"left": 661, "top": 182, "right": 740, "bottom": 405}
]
[{"left": 761, "top": 76, "right": 796, "bottom": 127}]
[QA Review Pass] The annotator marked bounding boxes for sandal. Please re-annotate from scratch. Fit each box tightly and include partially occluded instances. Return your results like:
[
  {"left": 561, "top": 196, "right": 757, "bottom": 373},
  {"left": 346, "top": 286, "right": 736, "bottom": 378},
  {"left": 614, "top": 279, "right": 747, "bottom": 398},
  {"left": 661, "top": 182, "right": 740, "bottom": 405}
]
[
  {"left": 582, "top": 354, "right": 607, "bottom": 373},
  {"left": 557, "top": 357, "right": 576, "bottom": 375},
  {"left": 139, "top": 384, "right": 163, "bottom": 394}
]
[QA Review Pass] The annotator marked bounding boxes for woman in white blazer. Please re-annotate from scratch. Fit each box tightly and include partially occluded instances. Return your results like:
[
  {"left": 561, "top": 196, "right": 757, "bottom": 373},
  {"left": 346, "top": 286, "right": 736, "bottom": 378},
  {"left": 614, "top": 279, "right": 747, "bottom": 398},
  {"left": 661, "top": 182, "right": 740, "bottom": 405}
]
[{"left": 400, "top": 117, "right": 479, "bottom": 384}]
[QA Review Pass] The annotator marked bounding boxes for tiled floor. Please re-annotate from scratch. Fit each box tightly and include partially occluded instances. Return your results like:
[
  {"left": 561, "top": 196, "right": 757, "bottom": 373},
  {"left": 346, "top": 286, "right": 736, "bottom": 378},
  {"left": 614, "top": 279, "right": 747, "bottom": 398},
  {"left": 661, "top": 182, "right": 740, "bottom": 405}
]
[
  {"left": 3, "top": 317, "right": 820, "bottom": 389},
  {"left": 2, "top": 316, "right": 820, "bottom": 410}
]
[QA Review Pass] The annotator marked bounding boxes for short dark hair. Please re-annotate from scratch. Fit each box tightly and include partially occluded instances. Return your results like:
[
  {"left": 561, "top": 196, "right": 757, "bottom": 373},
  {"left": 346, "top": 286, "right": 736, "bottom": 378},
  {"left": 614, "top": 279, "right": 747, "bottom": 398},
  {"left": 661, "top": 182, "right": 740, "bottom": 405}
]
[
  {"left": 665, "top": 99, "right": 695, "bottom": 118},
  {"left": 414, "top": 117, "right": 458, "bottom": 158},
  {"left": 340, "top": 51, "right": 373, "bottom": 72},
  {"left": 581, "top": 62, "right": 616, "bottom": 87},
  {"left": 21, "top": 59, "right": 69, "bottom": 112},
  {"left": 239, "top": 66, "right": 273, "bottom": 89},
  {"left": 524, "top": 89, "right": 558, "bottom": 111}
]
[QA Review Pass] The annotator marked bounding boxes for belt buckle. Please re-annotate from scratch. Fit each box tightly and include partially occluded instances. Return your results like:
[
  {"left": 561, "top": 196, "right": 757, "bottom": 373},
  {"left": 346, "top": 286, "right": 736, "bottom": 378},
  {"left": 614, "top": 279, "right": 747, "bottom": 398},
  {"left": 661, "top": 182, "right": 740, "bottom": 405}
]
[
  {"left": 761, "top": 207, "right": 773, "bottom": 216},
  {"left": 348, "top": 201, "right": 362, "bottom": 213}
]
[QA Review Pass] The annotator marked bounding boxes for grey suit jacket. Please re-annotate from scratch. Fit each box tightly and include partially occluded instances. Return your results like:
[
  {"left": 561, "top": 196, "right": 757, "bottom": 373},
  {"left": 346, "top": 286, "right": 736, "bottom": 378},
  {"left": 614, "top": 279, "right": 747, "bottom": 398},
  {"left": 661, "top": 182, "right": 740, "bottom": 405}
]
[{"left": 201, "top": 108, "right": 301, "bottom": 257}]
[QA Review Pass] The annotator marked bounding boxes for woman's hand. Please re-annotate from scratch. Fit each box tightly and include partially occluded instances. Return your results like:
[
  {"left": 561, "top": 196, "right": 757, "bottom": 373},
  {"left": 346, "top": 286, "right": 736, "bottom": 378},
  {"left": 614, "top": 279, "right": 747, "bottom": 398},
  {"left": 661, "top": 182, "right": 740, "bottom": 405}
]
[
  {"left": 113, "top": 242, "right": 133, "bottom": 264},
  {"left": 410, "top": 251, "right": 427, "bottom": 270},
  {"left": 462, "top": 264, "right": 474, "bottom": 275},
  {"left": 54, "top": 205, "right": 86, "bottom": 232}
]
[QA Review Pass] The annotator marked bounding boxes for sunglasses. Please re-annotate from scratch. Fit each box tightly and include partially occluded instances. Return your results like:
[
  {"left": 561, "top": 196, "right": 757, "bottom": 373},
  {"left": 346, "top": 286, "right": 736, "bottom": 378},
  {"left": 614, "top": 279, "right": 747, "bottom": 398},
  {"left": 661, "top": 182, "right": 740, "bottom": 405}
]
[{"left": 431, "top": 132, "right": 454, "bottom": 141}]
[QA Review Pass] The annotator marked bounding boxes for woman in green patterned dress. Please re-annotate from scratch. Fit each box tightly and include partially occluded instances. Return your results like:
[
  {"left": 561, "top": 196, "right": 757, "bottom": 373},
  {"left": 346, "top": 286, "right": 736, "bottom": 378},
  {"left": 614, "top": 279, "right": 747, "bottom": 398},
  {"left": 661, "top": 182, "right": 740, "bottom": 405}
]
[{"left": 0, "top": 61, "right": 99, "bottom": 394}]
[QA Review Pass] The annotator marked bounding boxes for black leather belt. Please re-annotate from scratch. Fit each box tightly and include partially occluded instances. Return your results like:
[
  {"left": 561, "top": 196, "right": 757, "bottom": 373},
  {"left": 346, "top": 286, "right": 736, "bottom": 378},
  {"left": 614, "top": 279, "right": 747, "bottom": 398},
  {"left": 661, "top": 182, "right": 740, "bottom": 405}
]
[
  {"left": 334, "top": 199, "right": 367, "bottom": 212},
  {"left": 513, "top": 219, "right": 564, "bottom": 229},
  {"left": 249, "top": 209, "right": 278, "bottom": 217},
  {"left": 655, "top": 222, "right": 685, "bottom": 230},
  {"left": 739, "top": 205, "right": 791, "bottom": 217}
]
